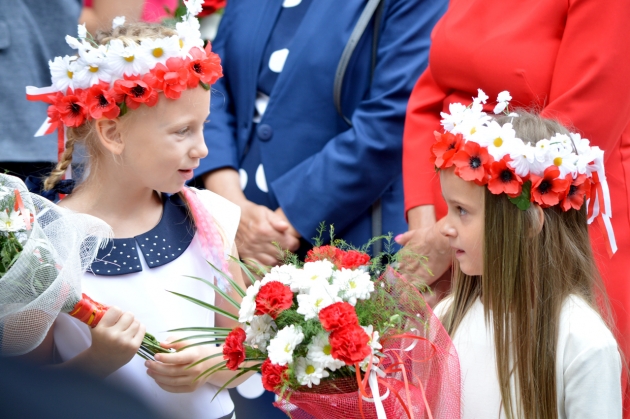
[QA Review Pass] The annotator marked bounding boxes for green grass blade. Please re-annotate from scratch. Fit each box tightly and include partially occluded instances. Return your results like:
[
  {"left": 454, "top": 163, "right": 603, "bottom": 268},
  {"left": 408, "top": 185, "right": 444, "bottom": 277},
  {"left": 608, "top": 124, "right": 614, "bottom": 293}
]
[
  {"left": 167, "top": 326, "right": 233, "bottom": 333},
  {"left": 183, "top": 274, "right": 241, "bottom": 310},
  {"left": 195, "top": 360, "right": 228, "bottom": 382},
  {"left": 210, "top": 364, "right": 264, "bottom": 402},
  {"left": 185, "top": 352, "right": 224, "bottom": 370},
  {"left": 178, "top": 339, "right": 226, "bottom": 351},
  {"left": 207, "top": 260, "right": 247, "bottom": 298},
  {"left": 171, "top": 333, "right": 229, "bottom": 344},
  {"left": 228, "top": 256, "right": 258, "bottom": 289},
  {"left": 167, "top": 290, "right": 238, "bottom": 321}
]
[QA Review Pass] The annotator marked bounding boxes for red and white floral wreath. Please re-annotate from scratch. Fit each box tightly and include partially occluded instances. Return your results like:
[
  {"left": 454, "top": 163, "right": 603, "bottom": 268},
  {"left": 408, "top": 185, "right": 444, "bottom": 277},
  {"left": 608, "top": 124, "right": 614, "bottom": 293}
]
[
  {"left": 24, "top": 0, "right": 222, "bottom": 172},
  {"left": 432, "top": 89, "right": 617, "bottom": 255}
]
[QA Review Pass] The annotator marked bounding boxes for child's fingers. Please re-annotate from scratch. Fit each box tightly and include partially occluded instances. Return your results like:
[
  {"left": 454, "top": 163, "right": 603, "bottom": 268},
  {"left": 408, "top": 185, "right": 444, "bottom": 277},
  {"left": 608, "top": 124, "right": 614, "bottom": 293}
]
[
  {"left": 153, "top": 382, "right": 191, "bottom": 394},
  {"left": 145, "top": 360, "right": 185, "bottom": 375},
  {"left": 129, "top": 322, "right": 146, "bottom": 346},
  {"left": 154, "top": 349, "right": 196, "bottom": 365},
  {"left": 112, "top": 311, "right": 135, "bottom": 331},
  {"left": 97, "top": 306, "right": 123, "bottom": 327},
  {"left": 146, "top": 369, "right": 191, "bottom": 387}
]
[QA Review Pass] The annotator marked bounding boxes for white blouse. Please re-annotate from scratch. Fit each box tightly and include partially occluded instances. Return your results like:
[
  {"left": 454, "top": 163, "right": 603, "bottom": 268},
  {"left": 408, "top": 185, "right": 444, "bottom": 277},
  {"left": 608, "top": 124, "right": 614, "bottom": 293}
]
[
  {"left": 54, "top": 190, "right": 241, "bottom": 419},
  {"left": 435, "top": 295, "right": 622, "bottom": 419}
]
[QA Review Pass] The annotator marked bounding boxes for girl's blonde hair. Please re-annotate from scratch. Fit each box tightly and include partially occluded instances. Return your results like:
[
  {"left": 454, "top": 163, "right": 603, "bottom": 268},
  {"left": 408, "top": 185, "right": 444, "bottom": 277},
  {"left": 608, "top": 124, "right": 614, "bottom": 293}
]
[
  {"left": 441, "top": 111, "right": 615, "bottom": 419},
  {"left": 43, "top": 23, "right": 177, "bottom": 191}
]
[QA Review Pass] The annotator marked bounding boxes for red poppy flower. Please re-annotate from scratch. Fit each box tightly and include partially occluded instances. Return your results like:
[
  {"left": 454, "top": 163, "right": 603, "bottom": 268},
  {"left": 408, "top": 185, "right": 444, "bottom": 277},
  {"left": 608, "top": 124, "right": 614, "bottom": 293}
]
[
  {"left": 254, "top": 281, "right": 294, "bottom": 319},
  {"left": 451, "top": 141, "right": 492, "bottom": 185},
  {"left": 560, "top": 173, "right": 591, "bottom": 211},
  {"left": 85, "top": 82, "right": 120, "bottom": 119},
  {"left": 146, "top": 57, "right": 189, "bottom": 99},
  {"left": 319, "top": 302, "right": 359, "bottom": 332},
  {"left": 530, "top": 166, "right": 570, "bottom": 208},
  {"left": 223, "top": 327, "right": 247, "bottom": 371},
  {"left": 186, "top": 45, "right": 223, "bottom": 88},
  {"left": 261, "top": 358, "right": 288, "bottom": 392},
  {"left": 113, "top": 75, "right": 159, "bottom": 110},
  {"left": 487, "top": 157, "right": 523, "bottom": 198},
  {"left": 328, "top": 324, "right": 371, "bottom": 365},
  {"left": 305, "top": 245, "right": 345, "bottom": 267},
  {"left": 432, "top": 132, "right": 463, "bottom": 169},
  {"left": 51, "top": 90, "right": 88, "bottom": 127}
]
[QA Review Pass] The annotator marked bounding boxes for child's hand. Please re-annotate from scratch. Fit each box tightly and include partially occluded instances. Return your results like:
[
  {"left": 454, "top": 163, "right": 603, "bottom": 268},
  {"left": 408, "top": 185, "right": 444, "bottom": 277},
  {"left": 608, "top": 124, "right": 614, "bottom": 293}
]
[
  {"left": 145, "top": 339, "right": 223, "bottom": 393},
  {"left": 87, "top": 306, "right": 145, "bottom": 375}
]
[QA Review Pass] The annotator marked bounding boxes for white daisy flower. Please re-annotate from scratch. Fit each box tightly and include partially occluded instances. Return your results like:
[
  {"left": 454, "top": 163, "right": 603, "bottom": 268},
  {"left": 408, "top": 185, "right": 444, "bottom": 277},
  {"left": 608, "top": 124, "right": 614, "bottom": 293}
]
[
  {"left": 358, "top": 326, "right": 383, "bottom": 372},
  {"left": 65, "top": 35, "right": 90, "bottom": 52},
  {"left": 474, "top": 121, "right": 518, "bottom": 160},
  {"left": 267, "top": 325, "right": 304, "bottom": 366},
  {"left": 183, "top": 0, "right": 205, "bottom": 16},
  {"left": 332, "top": 268, "right": 374, "bottom": 306},
  {"left": 497, "top": 90, "right": 512, "bottom": 103},
  {"left": 176, "top": 16, "right": 204, "bottom": 56},
  {"left": 0, "top": 211, "right": 26, "bottom": 232},
  {"left": 440, "top": 102, "right": 467, "bottom": 132},
  {"left": 261, "top": 264, "right": 300, "bottom": 289},
  {"left": 140, "top": 36, "right": 182, "bottom": 66},
  {"left": 77, "top": 23, "right": 87, "bottom": 40},
  {"left": 295, "top": 357, "right": 329, "bottom": 388},
  {"left": 296, "top": 282, "right": 341, "bottom": 320},
  {"left": 508, "top": 139, "right": 534, "bottom": 178},
  {"left": 294, "top": 260, "right": 335, "bottom": 293},
  {"left": 472, "top": 88, "right": 489, "bottom": 105},
  {"left": 49, "top": 55, "right": 79, "bottom": 92},
  {"left": 238, "top": 280, "right": 262, "bottom": 323},
  {"left": 112, "top": 16, "right": 126, "bottom": 29},
  {"left": 245, "top": 314, "right": 276, "bottom": 352},
  {"left": 306, "top": 332, "right": 345, "bottom": 371},
  {"left": 74, "top": 48, "right": 111, "bottom": 88},
  {"left": 106, "top": 39, "right": 151, "bottom": 78},
  {"left": 551, "top": 133, "right": 575, "bottom": 153}
]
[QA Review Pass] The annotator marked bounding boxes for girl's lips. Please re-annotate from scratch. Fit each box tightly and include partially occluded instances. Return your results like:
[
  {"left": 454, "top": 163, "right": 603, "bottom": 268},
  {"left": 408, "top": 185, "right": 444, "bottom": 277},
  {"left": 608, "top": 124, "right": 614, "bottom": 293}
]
[
  {"left": 179, "top": 169, "right": 194, "bottom": 181},
  {"left": 454, "top": 249, "right": 465, "bottom": 257}
]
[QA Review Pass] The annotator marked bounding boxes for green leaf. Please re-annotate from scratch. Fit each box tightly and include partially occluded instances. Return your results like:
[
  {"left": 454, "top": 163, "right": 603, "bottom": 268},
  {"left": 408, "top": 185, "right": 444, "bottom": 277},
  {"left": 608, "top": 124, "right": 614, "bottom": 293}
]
[
  {"left": 184, "top": 274, "right": 241, "bottom": 310},
  {"left": 167, "top": 326, "right": 233, "bottom": 333},
  {"left": 119, "top": 101, "right": 128, "bottom": 117},
  {"left": 199, "top": 81, "right": 210, "bottom": 91},
  {"left": 508, "top": 180, "right": 532, "bottom": 211},
  {"left": 171, "top": 333, "right": 229, "bottom": 344},
  {"left": 178, "top": 339, "right": 226, "bottom": 352},
  {"left": 196, "top": 360, "right": 228, "bottom": 382},
  {"left": 166, "top": 290, "right": 239, "bottom": 321},
  {"left": 211, "top": 259, "right": 247, "bottom": 298},
  {"left": 210, "top": 364, "right": 263, "bottom": 401},
  {"left": 185, "top": 352, "right": 224, "bottom": 370}
]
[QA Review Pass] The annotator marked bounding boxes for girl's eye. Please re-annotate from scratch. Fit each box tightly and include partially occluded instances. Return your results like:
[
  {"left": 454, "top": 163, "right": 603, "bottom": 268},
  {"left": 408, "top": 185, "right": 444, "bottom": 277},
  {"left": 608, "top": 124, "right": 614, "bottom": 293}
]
[
  {"left": 177, "top": 127, "right": 190, "bottom": 135},
  {"left": 457, "top": 206, "right": 467, "bottom": 216}
]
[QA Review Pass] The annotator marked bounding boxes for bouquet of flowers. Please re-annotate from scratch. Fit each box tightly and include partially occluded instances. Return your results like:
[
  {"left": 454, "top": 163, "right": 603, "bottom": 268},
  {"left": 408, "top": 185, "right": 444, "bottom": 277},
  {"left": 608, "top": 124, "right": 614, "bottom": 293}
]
[
  {"left": 0, "top": 174, "right": 166, "bottom": 359},
  {"left": 172, "top": 236, "right": 461, "bottom": 419}
]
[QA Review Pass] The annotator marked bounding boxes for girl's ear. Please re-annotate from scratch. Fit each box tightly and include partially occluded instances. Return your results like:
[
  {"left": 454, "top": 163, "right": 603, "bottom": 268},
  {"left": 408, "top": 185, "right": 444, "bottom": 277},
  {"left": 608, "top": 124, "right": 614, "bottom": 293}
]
[{"left": 94, "top": 118, "right": 125, "bottom": 155}]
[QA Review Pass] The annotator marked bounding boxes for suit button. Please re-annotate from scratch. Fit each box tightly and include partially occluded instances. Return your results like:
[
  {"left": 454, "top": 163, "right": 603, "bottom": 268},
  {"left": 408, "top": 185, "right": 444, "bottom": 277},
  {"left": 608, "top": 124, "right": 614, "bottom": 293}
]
[{"left": 257, "top": 124, "right": 273, "bottom": 141}]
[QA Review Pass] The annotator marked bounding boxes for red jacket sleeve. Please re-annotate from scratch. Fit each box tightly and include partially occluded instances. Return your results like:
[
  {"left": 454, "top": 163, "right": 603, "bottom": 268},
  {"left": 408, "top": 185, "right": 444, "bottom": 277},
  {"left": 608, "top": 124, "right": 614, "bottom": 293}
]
[
  {"left": 402, "top": 65, "right": 448, "bottom": 218},
  {"left": 540, "top": 0, "right": 630, "bottom": 151}
]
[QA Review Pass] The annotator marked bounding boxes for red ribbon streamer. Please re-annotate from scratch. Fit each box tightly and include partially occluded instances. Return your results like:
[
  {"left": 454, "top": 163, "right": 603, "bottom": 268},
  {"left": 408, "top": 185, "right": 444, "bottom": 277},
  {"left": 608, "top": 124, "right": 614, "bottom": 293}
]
[{"left": 69, "top": 293, "right": 109, "bottom": 327}]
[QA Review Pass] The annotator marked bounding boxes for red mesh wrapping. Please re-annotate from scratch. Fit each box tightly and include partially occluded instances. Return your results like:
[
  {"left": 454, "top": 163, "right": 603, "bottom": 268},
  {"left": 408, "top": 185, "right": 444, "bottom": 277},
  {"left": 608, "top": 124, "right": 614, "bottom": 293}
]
[{"left": 274, "top": 269, "right": 461, "bottom": 419}]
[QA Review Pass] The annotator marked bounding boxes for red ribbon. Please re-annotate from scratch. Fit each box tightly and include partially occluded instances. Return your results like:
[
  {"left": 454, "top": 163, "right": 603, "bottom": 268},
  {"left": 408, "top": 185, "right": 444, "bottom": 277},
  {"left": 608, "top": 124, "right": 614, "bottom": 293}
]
[{"left": 69, "top": 293, "right": 109, "bottom": 327}]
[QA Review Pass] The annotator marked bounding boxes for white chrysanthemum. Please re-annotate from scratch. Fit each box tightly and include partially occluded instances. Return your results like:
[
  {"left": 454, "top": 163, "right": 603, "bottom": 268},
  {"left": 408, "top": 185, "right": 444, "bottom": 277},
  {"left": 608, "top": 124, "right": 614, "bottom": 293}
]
[
  {"left": 267, "top": 325, "right": 304, "bottom": 366},
  {"left": 474, "top": 121, "right": 518, "bottom": 160},
  {"left": 0, "top": 211, "right": 26, "bottom": 233},
  {"left": 245, "top": 314, "right": 276, "bottom": 352},
  {"left": 508, "top": 139, "right": 534, "bottom": 178},
  {"left": 140, "top": 36, "right": 182, "bottom": 66},
  {"left": 49, "top": 55, "right": 79, "bottom": 92},
  {"left": 294, "top": 260, "right": 335, "bottom": 293},
  {"left": 112, "top": 16, "right": 126, "bottom": 29},
  {"left": 238, "top": 280, "right": 262, "bottom": 323},
  {"left": 296, "top": 282, "right": 341, "bottom": 320},
  {"left": 261, "top": 264, "right": 300, "bottom": 289},
  {"left": 74, "top": 48, "right": 111, "bottom": 88},
  {"left": 106, "top": 39, "right": 151, "bottom": 78},
  {"left": 332, "top": 268, "right": 374, "bottom": 306},
  {"left": 306, "top": 332, "right": 345, "bottom": 371},
  {"left": 295, "top": 357, "right": 329, "bottom": 388}
]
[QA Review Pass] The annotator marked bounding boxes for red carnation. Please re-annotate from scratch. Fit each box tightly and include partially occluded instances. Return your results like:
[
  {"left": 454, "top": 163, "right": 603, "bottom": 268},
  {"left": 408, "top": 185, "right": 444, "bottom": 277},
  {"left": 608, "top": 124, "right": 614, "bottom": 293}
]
[
  {"left": 254, "top": 281, "right": 294, "bottom": 319},
  {"left": 328, "top": 324, "right": 371, "bottom": 365},
  {"left": 432, "top": 131, "right": 464, "bottom": 169},
  {"left": 52, "top": 90, "right": 88, "bottom": 127},
  {"left": 487, "top": 157, "right": 523, "bottom": 198},
  {"left": 186, "top": 44, "right": 223, "bottom": 88},
  {"left": 451, "top": 141, "right": 492, "bottom": 185},
  {"left": 319, "top": 302, "right": 359, "bottom": 332},
  {"left": 85, "top": 82, "right": 120, "bottom": 119},
  {"left": 530, "top": 166, "right": 571, "bottom": 208},
  {"left": 146, "top": 57, "right": 189, "bottom": 99},
  {"left": 560, "top": 173, "right": 591, "bottom": 211},
  {"left": 305, "top": 245, "right": 345, "bottom": 267},
  {"left": 223, "top": 327, "right": 246, "bottom": 371},
  {"left": 113, "top": 75, "right": 158, "bottom": 110},
  {"left": 340, "top": 250, "right": 371, "bottom": 270},
  {"left": 261, "top": 358, "right": 288, "bottom": 392},
  {"left": 197, "top": 0, "right": 227, "bottom": 17}
]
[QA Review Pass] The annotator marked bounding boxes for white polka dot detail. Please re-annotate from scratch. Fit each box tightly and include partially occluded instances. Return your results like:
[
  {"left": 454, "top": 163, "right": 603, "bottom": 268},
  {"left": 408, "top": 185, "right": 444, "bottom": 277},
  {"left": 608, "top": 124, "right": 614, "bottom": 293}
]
[
  {"left": 236, "top": 374, "right": 265, "bottom": 399},
  {"left": 239, "top": 168, "right": 248, "bottom": 190},
  {"left": 255, "top": 164, "right": 268, "bottom": 193},
  {"left": 282, "top": 0, "right": 301, "bottom": 7},
  {"left": 268, "top": 48, "right": 289, "bottom": 73}
]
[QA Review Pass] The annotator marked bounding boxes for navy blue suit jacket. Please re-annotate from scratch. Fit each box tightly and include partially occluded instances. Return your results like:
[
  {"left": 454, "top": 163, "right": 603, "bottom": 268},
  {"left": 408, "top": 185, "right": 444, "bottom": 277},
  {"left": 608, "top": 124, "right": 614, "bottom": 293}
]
[{"left": 199, "top": 0, "right": 447, "bottom": 248}]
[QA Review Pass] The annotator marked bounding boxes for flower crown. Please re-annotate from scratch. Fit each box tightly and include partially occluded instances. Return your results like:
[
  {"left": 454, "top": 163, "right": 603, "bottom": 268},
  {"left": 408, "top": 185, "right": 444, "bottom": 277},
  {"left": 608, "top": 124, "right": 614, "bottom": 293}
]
[
  {"left": 25, "top": 0, "right": 222, "bottom": 163},
  {"left": 432, "top": 89, "right": 617, "bottom": 255}
]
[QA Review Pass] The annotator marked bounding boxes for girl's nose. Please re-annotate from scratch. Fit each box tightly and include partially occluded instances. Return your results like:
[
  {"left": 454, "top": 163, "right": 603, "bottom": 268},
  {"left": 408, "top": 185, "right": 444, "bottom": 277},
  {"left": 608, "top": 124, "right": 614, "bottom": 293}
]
[
  {"left": 190, "top": 132, "right": 209, "bottom": 159},
  {"left": 439, "top": 217, "right": 456, "bottom": 238}
]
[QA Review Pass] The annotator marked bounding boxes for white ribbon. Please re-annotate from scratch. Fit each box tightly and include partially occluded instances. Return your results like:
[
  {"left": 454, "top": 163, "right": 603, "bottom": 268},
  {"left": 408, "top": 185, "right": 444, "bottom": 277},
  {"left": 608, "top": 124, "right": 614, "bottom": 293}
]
[{"left": 362, "top": 369, "right": 389, "bottom": 419}]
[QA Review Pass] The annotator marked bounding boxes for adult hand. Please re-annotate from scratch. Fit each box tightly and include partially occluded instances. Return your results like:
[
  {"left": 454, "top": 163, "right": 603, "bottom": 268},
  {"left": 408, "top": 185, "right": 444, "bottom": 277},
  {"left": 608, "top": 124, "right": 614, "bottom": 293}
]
[
  {"left": 395, "top": 205, "right": 452, "bottom": 286},
  {"left": 87, "top": 306, "right": 145, "bottom": 377}
]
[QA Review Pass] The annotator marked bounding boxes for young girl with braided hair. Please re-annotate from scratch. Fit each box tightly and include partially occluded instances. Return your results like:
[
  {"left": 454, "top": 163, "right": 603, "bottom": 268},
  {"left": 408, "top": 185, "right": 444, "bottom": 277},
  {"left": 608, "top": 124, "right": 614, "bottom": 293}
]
[
  {"left": 433, "top": 91, "right": 622, "bottom": 419},
  {"left": 25, "top": 7, "right": 247, "bottom": 419}
]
